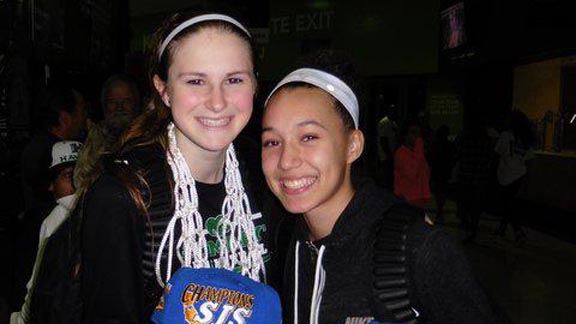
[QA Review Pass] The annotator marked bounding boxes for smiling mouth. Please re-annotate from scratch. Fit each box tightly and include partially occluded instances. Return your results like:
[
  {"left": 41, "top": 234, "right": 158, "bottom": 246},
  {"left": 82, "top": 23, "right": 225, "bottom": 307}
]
[
  {"left": 281, "top": 177, "right": 317, "bottom": 191},
  {"left": 197, "top": 117, "right": 232, "bottom": 127}
]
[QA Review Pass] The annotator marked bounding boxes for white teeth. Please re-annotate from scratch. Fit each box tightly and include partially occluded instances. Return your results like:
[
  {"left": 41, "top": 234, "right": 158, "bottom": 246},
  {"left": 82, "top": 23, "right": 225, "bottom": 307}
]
[
  {"left": 198, "top": 117, "right": 230, "bottom": 127},
  {"left": 283, "top": 177, "right": 316, "bottom": 189}
]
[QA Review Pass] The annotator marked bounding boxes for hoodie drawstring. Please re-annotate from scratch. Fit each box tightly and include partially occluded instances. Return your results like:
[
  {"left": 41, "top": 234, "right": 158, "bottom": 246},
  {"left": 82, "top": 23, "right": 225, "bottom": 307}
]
[
  {"left": 294, "top": 241, "right": 300, "bottom": 324},
  {"left": 310, "top": 245, "right": 326, "bottom": 324},
  {"left": 294, "top": 241, "right": 327, "bottom": 324}
]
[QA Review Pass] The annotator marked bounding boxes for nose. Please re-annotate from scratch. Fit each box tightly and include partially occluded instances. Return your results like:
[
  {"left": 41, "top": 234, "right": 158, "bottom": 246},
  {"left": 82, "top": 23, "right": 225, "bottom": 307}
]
[
  {"left": 108, "top": 99, "right": 128, "bottom": 113},
  {"left": 115, "top": 101, "right": 126, "bottom": 112},
  {"left": 279, "top": 142, "right": 302, "bottom": 170},
  {"left": 207, "top": 85, "right": 226, "bottom": 112}
]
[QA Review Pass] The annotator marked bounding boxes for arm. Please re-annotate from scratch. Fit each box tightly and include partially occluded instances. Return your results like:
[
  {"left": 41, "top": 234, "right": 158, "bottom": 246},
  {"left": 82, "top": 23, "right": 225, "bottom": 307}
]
[
  {"left": 414, "top": 137, "right": 430, "bottom": 180},
  {"left": 81, "top": 174, "right": 146, "bottom": 324},
  {"left": 494, "top": 132, "right": 510, "bottom": 157},
  {"left": 9, "top": 208, "right": 56, "bottom": 324},
  {"left": 411, "top": 226, "right": 505, "bottom": 324}
]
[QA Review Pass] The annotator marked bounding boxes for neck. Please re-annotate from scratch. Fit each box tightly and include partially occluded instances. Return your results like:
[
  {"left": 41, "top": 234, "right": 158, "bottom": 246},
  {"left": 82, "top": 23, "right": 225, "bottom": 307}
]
[
  {"left": 303, "top": 213, "right": 340, "bottom": 242},
  {"left": 49, "top": 126, "right": 67, "bottom": 140},
  {"left": 404, "top": 141, "right": 415, "bottom": 150},
  {"left": 175, "top": 131, "right": 226, "bottom": 184},
  {"left": 303, "top": 179, "right": 355, "bottom": 242}
]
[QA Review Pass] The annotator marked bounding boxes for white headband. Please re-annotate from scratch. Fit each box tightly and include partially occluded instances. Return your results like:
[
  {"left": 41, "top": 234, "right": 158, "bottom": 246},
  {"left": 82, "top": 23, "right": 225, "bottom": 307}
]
[
  {"left": 158, "top": 13, "right": 251, "bottom": 59},
  {"left": 265, "top": 68, "right": 359, "bottom": 129}
]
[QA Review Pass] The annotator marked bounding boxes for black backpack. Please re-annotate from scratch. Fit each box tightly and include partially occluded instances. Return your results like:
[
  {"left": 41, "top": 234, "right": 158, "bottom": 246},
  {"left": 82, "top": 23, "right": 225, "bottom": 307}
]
[
  {"left": 371, "top": 203, "right": 423, "bottom": 324},
  {"left": 28, "top": 197, "right": 84, "bottom": 324}
]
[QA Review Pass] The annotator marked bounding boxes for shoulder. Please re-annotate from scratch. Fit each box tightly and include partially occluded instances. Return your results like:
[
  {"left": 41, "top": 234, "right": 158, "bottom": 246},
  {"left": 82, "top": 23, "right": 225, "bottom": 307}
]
[
  {"left": 99, "top": 143, "right": 169, "bottom": 192},
  {"left": 406, "top": 222, "right": 466, "bottom": 271},
  {"left": 376, "top": 202, "right": 448, "bottom": 259},
  {"left": 395, "top": 145, "right": 407, "bottom": 155},
  {"left": 353, "top": 178, "right": 400, "bottom": 215},
  {"left": 21, "top": 133, "right": 53, "bottom": 162},
  {"left": 84, "top": 173, "right": 132, "bottom": 212},
  {"left": 407, "top": 222, "right": 445, "bottom": 248},
  {"left": 81, "top": 172, "right": 145, "bottom": 245},
  {"left": 117, "top": 143, "right": 166, "bottom": 171},
  {"left": 394, "top": 146, "right": 413, "bottom": 161},
  {"left": 41, "top": 204, "right": 70, "bottom": 236},
  {"left": 22, "top": 132, "right": 50, "bottom": 150},
  {"left": 377, "top": 200, "right": 425, "bottom": 230}
]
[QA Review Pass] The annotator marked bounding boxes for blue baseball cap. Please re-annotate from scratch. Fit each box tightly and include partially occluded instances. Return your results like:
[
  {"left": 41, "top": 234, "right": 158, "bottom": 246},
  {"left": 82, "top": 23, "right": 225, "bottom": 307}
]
[{"left": 152, "top": 268, "right": 282, "bottom": 324}]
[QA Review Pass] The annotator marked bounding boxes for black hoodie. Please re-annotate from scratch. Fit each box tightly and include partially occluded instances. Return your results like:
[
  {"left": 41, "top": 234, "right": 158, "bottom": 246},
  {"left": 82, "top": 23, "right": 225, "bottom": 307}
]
[{"left": 283, "top": 181, "right": 503, "bottom": 324}]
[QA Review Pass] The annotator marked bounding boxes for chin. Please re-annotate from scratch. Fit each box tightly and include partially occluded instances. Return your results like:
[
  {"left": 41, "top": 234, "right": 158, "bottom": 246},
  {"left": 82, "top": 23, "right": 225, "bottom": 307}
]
[
  {"left": 281, "top": 199, "right": 314, "bottom": 215},
  {"left": 199, "top": 138, "right": 236, "bottom": 152}
]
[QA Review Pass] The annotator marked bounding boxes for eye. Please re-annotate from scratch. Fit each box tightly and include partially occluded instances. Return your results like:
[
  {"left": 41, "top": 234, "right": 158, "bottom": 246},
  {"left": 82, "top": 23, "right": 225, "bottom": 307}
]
[
  {"left": 226, "top": 77, "right": 243, "bottom": 84},
  {"left": 186, "top": 79, "right": 204, "bottom": 85},
  {"left": 302, "top": 134, "right": 318, "bottom": 142},
  {"left": 262, "top": 139, "right": 280, "bottom": 148}
]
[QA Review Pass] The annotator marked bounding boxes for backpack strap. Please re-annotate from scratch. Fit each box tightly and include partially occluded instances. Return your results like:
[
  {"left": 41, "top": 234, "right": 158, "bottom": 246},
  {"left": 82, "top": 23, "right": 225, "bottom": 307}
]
[{"left": 372, "top": 203, "right": 422, "bottom": 324}]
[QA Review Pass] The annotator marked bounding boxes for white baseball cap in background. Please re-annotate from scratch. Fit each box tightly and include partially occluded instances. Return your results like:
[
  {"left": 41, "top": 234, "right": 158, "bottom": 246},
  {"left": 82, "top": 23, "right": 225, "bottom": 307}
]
[{"left": 50, "top": 141, "right": 82, "bottom": 169}]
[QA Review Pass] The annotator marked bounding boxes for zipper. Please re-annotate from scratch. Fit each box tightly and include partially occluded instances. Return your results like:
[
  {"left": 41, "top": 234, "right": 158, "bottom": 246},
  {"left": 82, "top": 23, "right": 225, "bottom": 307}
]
[{"left": 305, "top": 241, "right": 319, "bottom": 258}]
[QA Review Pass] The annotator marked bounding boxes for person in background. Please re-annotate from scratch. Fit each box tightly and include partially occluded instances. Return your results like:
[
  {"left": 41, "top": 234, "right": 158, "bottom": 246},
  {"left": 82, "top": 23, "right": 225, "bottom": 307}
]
[
  {"left": 80, "top": 12, "right": 274, "bottom": 323},
  {"left": 14, "top": 87, "right": 87, "bottom": 309},
  {"left": 493, "top": 110, "right": 536, "bottom": 243},
  {"left": 454, "top": 118, "right": 496, "bottom": 243},
  {"left": 261, "top": 50, "right": 503, "bottom": 324},
  {"left": 429, "top": 125, "right": 455, "bottom": 224},
  {"left": 73, "top": 116, "right": 132, "bottom": 196},
  {"left": 20, "top": 87, "right": 87, "bottom": 214},
  {"left": 99, "top": 74, "right": 142, "bottom": 129},
  {"left": 23, "top": 114, "right": 137, "bottom": 324},
  {"left": 11, "top": 140, "right": 82, "bottom": 324},
  {"left": 377, "top": 108, "right": 397, "bottom": 189},
  {"left": 394, "top": 121, "right": 431, "bottom": 208}
]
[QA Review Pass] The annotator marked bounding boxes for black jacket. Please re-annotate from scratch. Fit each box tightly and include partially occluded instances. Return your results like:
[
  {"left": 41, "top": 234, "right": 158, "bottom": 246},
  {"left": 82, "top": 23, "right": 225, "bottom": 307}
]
[
  {"left": 283, "top": 181, "right": 503, "bottom": 324},
  {"left": 81, "top": 144, "right": 278, "bottom": 323}
]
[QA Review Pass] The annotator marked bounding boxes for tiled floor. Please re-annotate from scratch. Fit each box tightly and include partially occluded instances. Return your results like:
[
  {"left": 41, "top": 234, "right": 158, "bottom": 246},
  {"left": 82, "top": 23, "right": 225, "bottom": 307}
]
[{"left": 431, "top": 201, "right": 576, "bottom": 324}]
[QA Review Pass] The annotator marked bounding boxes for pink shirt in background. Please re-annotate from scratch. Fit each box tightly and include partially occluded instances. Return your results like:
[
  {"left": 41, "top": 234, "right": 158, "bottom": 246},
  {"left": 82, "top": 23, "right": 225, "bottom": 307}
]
[{"left": 394, "top": 137, "right": 431, "bottom": 206}]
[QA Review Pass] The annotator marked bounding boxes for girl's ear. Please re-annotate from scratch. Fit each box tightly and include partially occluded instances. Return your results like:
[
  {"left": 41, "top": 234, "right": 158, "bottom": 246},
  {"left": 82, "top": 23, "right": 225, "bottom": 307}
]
[
  {"left": 347, "top": 129, "right": 365, "bottom": 164},
  {"left": 153, "top": 74, "right": 170, "bottom": 107}
]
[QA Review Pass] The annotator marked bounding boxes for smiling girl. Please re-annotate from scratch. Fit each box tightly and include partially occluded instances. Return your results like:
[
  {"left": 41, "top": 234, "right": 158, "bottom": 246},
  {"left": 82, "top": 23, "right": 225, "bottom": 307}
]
[
  {"left": 261, "top": 51, "right": 503, "bottom": 324},
  {"left": 80, "top": 12, "right": 272, "bottom": 323}
]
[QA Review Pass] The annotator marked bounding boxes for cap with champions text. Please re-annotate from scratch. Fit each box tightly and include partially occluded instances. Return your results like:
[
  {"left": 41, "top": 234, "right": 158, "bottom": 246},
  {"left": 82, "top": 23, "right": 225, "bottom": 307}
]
[{"left": 152, "top": 268, "right": 282, "bottom": 324}]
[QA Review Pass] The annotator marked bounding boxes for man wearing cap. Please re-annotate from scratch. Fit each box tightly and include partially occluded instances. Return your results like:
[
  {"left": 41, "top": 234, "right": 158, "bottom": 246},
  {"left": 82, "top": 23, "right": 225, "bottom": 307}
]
[
  {"left": 20, "top": 87, "right": 87, "bottom": 213},
  {"left": 11, "top": 140, "right": 82, "bottom": 324},
  {"left": 13, "top": 87, "right": 86, "bottom": 307}
]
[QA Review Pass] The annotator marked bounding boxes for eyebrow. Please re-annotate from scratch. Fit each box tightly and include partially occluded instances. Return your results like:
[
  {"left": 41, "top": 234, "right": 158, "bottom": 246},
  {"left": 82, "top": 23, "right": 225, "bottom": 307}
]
[
  {"left": 177, "top": 72, "right": 206, "bottom": 78},
  {"left": 177, "top": 71, "right": 252, "bottom": 78},
  {"left": 226, "top": 70, "right": 252, "bottom": 76},
  {"left": 262, "top": 119, "right": 327, "bottom": 133}
]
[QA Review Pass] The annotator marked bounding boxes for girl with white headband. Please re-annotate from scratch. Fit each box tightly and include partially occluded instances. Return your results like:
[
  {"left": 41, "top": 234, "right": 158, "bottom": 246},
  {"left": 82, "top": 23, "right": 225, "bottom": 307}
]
[
  {"left": 80, "top": 12, "right": 274, "bottom": 323},
  {"left": 261, "top": 50, "right": 504, "bottom": 324}
]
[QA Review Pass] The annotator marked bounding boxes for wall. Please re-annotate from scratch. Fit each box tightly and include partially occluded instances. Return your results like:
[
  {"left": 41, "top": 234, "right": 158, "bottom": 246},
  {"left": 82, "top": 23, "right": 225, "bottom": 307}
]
[
  {"left": 426, "top": 76, "right": 463, "bottom": 137},
  {"left": 513, "top": 55, "right": 576, "bottom": 149},
  {"left": 262, "top": 0, "right": 440, "bottom": 80}
]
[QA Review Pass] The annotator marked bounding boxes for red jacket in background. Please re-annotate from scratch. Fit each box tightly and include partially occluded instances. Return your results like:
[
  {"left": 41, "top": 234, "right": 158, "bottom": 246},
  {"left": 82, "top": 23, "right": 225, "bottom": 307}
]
[{"left": 394, "top": 137, "right": 431, "bottom": 206}]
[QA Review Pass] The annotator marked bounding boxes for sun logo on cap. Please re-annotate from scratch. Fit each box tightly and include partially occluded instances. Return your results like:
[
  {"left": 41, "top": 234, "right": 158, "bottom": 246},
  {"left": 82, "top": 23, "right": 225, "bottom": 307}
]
[{"left": 183, "top": 302, "right": 201, "bottom": 324}]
